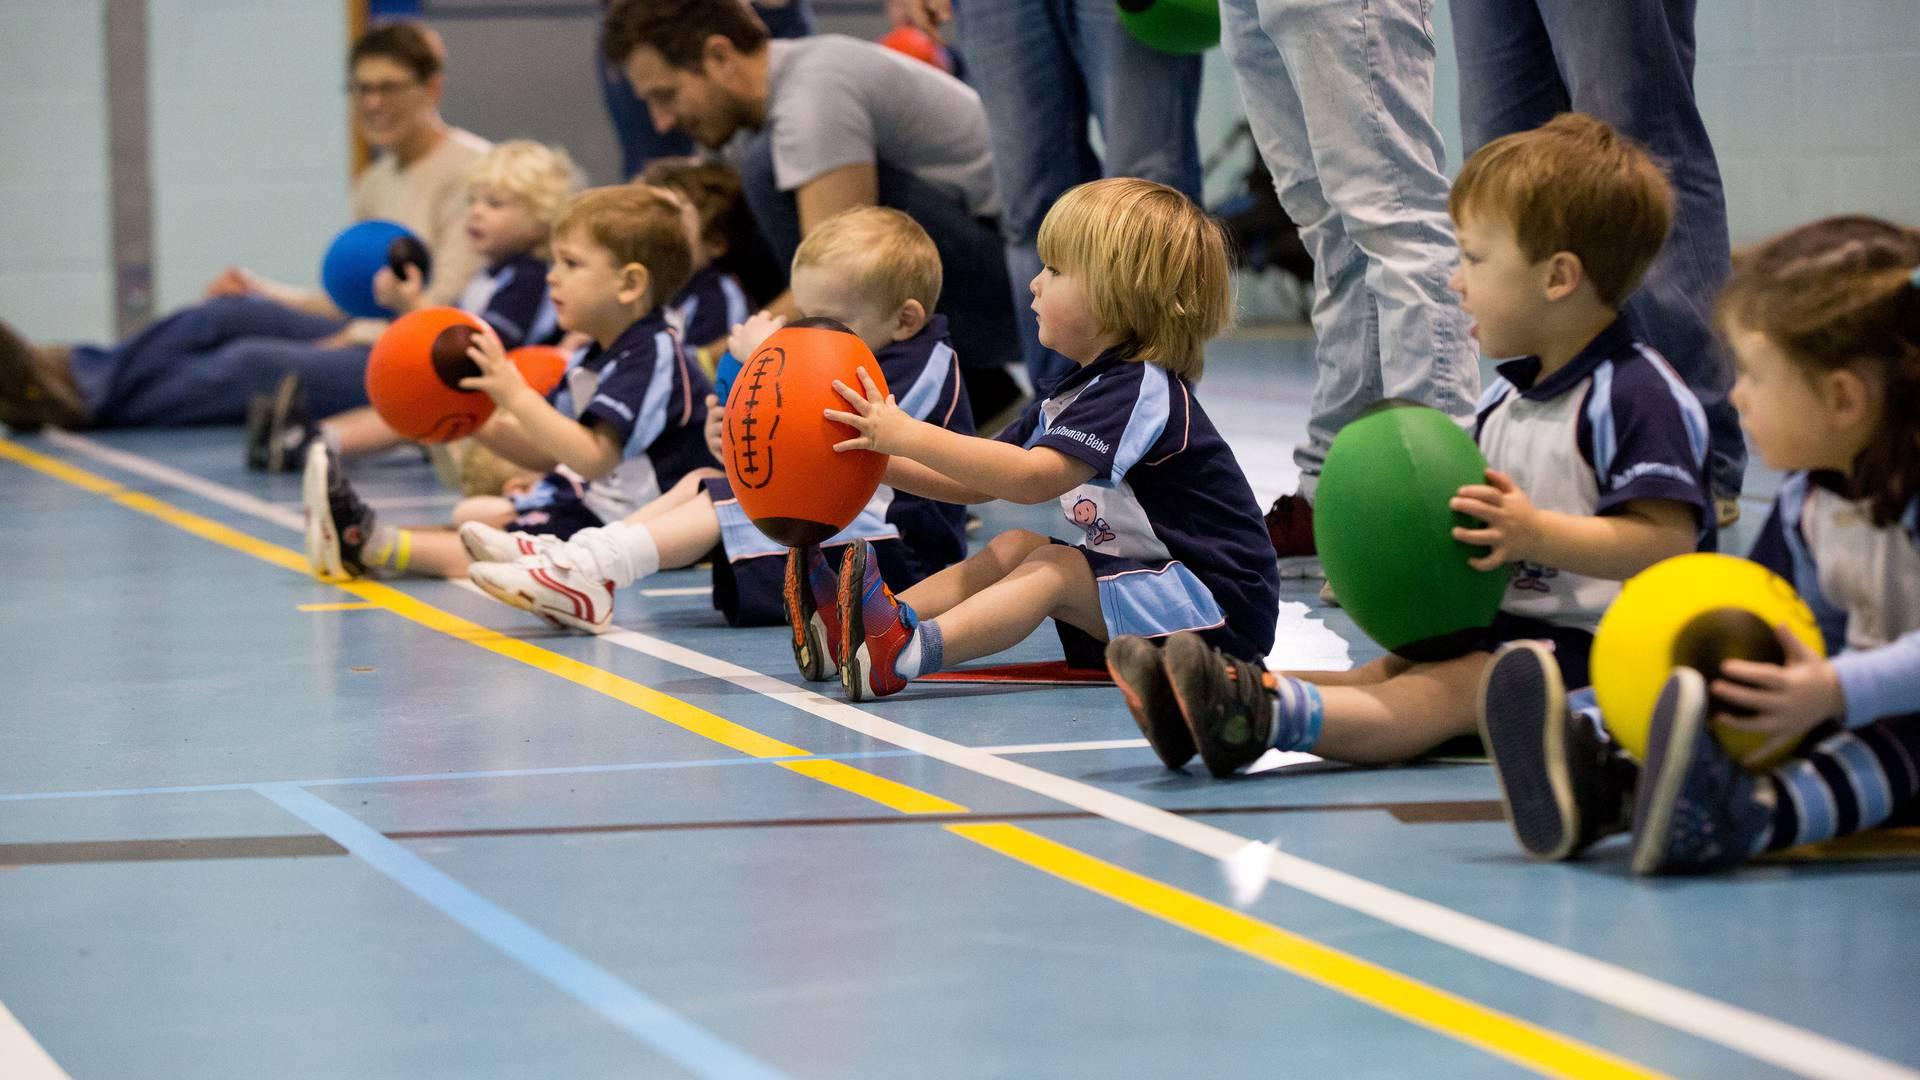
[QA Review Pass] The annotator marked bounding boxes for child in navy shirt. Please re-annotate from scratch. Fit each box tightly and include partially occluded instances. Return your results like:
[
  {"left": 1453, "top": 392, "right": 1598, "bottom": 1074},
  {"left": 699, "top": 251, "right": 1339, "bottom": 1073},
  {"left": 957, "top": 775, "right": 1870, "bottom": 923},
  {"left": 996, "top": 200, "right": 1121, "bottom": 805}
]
[
  {"left": 303, "top": 183, "right": 711, "bottom": 579},
  {"left": 1115, "top": 115, "right": 1711, "bottom": 776},
  {"left": 820, "top": 178, "right": 1279, "bottom": 702},
  {"left": 1493, "top": 215, "right": 1920, "bottom": 874},
  {"left": 460, "top": 207, "right": 973, "bottom": 640},
  {"left": 640, "top": 157, "right": 753, "bottom": 369},
  {"left": 247, "top": 140, "right": 581, "bottom": 472}
]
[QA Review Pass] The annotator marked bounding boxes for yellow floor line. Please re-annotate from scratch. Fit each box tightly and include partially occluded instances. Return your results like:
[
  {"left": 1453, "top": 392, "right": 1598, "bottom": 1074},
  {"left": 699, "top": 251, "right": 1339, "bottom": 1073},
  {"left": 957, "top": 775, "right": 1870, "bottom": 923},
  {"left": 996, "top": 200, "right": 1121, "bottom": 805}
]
[
  {"left": 2, "top": 435, "right": 1667, "bottom": 1077},
  {"left": 950, "top": 823, "right": 1665, "bottom": 1080}
]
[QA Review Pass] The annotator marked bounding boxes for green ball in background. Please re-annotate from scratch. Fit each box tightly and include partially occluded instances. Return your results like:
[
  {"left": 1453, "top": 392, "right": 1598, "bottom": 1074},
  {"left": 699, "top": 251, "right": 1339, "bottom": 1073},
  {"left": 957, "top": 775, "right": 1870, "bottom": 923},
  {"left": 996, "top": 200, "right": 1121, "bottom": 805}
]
[
  {"left": 1312, "top": 400, "right": 1510, "bottom": 661},
  {"left": 1116, "top": 0, "right": 1219, "bottom": 55}
]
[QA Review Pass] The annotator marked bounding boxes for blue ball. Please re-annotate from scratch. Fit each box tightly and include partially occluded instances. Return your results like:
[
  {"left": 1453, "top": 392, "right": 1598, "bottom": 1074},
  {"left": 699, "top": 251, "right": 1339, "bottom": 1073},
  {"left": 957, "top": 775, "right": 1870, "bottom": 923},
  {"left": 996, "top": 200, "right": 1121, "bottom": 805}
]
[{"left": 321, "top": 220, "right": 424, "bottom": 319}]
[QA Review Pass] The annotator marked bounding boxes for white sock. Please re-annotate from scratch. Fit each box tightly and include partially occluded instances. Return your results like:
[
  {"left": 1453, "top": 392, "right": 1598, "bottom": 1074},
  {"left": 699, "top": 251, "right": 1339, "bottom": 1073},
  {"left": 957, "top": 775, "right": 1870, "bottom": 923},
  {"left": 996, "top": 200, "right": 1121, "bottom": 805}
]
[{"left": 566, "top": 520, "right": 660, "bottom": 586}]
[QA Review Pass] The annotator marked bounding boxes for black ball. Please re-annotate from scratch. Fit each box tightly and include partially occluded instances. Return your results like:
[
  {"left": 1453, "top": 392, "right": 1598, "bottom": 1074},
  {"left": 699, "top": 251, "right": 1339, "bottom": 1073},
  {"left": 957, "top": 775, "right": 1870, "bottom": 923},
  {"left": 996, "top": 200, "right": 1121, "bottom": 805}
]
[
  {"left": 1670, "top": 607, "right": 1785, "bottom": 718},
  {"left": 429, "top": 324, "right": 482, "bottom": 391},
  {"left": 387, "top": 235, "right": 433, "bottom": 284}
]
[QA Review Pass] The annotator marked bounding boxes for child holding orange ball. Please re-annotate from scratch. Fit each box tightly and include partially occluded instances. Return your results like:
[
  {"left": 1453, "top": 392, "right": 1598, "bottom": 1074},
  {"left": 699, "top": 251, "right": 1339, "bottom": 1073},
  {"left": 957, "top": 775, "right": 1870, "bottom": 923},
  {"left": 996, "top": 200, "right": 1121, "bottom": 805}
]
[
  {"left": 460, "top": 206, "right": 974, "bottom": 638},
  {"left": 822, "top": 178, "right": 1281, "bottom": 702},
  {"left": 303, "top": 183, "right": 713, "bottom": 580},
  {"left": 1487, "top": 216, "right": 1920, "bottom": 875}
]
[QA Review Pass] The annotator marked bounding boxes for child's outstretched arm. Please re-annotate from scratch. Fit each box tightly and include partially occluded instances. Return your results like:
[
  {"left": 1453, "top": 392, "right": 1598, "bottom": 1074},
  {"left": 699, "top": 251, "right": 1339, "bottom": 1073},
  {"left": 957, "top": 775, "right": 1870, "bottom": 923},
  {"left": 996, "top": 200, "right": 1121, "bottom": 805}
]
[
  {"left": 1450, "top": 469, "right": 1697, "bottom": 579},
  {"left": 827, "top": 367, "right": 1093, "bottom": 504},
  {"left": 472, "top": 412, "right": 560, "bottom": 474},
  {"left": 463, "top": 328, "right": 621, "bottom": 479}
]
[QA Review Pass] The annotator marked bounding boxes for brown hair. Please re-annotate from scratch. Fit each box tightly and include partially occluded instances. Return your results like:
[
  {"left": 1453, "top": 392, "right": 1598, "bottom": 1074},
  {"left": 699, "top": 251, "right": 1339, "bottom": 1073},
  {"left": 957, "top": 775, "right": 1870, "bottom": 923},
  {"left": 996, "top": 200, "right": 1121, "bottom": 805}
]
[
  {"left": 601, "top": 0, "right": 769, "bottom": 68},
  {"left": 555, "top": 184, "right": 696, "bottom": 309},
  {"left": 1717, "top": 215, "right": 1920, "bottom": 525},
  {"left": 349, "top": 20, "right": 444, "bottom": 83},
  {"left": 639, "top": 156, "right": 745, "bottom": 257},
  {"left": 1449, "top": 113, "right": 1673, "bottom": 308},
  {"left": 792, "top": 207, "right": 943, "bottom": 315},
  {"left": 1036, "top": 177, "right": 1232, "bottom": 380}
]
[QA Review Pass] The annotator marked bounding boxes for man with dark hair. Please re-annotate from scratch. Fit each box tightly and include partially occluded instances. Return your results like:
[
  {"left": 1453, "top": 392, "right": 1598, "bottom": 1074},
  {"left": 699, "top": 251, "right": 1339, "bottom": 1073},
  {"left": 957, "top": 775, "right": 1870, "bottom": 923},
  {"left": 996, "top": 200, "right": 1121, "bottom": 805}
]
[
  {"left": 602, "top": 0, "right": 1022, "bottom": 419},
  {"left": 0, "top": 20, "right": 490, "bottom": 431}
]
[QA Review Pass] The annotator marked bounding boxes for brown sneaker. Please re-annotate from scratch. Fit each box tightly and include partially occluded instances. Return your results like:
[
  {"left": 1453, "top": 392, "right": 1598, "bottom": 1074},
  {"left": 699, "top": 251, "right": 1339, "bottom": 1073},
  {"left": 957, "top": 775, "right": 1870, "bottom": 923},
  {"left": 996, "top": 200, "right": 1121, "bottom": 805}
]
[
  {"left": 1264, "top": 493, "right": 1320, "bottom": 578},
  {"left": 0, "top": 323, "right": 86, "bottom": 432}
]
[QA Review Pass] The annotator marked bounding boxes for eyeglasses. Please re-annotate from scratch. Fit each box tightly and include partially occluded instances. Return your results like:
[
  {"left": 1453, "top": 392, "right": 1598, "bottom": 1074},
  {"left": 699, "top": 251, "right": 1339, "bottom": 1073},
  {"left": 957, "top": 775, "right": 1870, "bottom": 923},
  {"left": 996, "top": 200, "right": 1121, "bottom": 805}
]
[{"left": 345, "top": 79, "right": 421, "bottom": 100}]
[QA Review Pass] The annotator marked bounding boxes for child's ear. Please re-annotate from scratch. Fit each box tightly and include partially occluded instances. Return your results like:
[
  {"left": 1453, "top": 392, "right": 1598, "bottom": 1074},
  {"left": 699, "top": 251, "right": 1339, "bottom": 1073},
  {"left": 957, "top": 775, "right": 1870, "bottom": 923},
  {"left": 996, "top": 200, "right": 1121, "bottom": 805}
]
[
  {"left": 618, "top": 262, "right": 653, "bottom": 308},
  {"left": 892, "top": 299, "right": 928, "bottom": 342},
  {"left": 1825, "top": 365, "right": 1877, "bottom": 430},
  {"left": 1542, "top": 251, "right": 1586, "bottom": 301}
]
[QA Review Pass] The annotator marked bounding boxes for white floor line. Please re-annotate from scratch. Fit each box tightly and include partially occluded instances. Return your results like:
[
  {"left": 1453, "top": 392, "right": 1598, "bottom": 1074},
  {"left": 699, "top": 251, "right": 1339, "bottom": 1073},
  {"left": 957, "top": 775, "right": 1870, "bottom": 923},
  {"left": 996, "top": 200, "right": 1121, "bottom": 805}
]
[
  {"left": 46, "top": 432, "right": 1920, "bottom": 1080},
  {"left": 0, "top": 1002, "right": 70, "bottom": 1080},
  {"left": 271, "top": 493, "right": 459, "bottom": 512},
  {"left": 971, "top": 739, "right": 1150, "bottom": 755},
  {"left": 638, "top": 586, "right": 713, "bottom": 598}
]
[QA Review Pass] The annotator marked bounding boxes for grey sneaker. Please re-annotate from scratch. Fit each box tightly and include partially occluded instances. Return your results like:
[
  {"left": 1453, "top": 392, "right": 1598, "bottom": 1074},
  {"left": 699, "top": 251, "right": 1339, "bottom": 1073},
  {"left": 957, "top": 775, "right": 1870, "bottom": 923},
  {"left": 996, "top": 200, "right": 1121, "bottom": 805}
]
[
  {"left": 1164, "top": 631, "right": 1276, "bottom": 778},
  {"left": 1479, "top": 642, "right": 1631, "bottom": 861},
  {"left": 1105, "top": 636, "right": 1193, "bottom": 770},
  {"left": 1630, "top": 668, "right": 1772, "bottom": 875}
]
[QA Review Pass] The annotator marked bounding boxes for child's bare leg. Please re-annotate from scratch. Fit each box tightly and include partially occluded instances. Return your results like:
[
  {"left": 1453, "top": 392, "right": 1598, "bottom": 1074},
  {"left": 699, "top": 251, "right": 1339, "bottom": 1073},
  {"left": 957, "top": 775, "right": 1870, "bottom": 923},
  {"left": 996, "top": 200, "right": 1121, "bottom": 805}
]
[
  {"left": 634, "top": 493, "right": 723, "bottom": 570},
  {"left": 898, "top": 528, "right": 1052, "bottom": 621},
  {"left": 387, "top": 526, "right": 475, "bottom": 579},
  {"left": 451, "top": 496, "right": 516, "bottom": 527},
  {"left": 628, "top": 468, "right": 723, "bottom": 525},
  {"left": 1310, "top": 652, "right": 1490, "bottom": 763},
  {"left": 325, "top": 407, "right": 406, "bottom": 456},
  {"left": 916, "top": 542, "right": 1104, "bottom": 666},
  {"left": 1287, "top": 653, "right": 1414, "bottom": 688}
]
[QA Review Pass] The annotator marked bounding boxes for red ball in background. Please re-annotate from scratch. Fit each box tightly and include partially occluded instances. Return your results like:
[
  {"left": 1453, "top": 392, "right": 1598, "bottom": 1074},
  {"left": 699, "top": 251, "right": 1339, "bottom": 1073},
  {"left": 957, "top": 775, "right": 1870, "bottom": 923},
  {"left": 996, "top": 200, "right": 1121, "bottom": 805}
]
[
  {"left": 723, "top": 319, "right": 890, "bottom": 546},
  {"left": 878, "top": 26, "right": 954, "bottom": 73},
  {"left": 507, "top": 344, "right": 571, "bottom": 398}
]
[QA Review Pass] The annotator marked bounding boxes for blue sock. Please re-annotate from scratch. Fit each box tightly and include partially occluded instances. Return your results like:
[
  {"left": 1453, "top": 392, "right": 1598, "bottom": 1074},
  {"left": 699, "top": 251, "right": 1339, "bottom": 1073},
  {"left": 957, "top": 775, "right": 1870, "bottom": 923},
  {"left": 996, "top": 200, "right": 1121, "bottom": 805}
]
[
  {"left": 1266, "top": 676, "right": 1324, "bottom": 751},
  {"left": 892, "top": 614, "right": 944, "bottom": 679}
]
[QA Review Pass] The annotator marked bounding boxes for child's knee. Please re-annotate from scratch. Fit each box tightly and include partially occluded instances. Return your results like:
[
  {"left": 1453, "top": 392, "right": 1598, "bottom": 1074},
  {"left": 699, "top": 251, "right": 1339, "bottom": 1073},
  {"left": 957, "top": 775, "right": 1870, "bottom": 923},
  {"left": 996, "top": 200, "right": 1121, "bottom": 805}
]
[
  {"left": 984, "top": 528, "right": 1048, "bottom": 563},
  {"left": 451, "top": 495, "right": 513, "bottom": 527}
]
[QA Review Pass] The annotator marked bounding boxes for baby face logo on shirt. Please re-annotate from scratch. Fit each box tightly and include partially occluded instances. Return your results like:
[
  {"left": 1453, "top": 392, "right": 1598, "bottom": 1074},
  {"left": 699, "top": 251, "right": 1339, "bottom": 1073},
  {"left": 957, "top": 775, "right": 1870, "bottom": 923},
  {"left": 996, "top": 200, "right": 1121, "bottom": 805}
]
[{"left": 1069, "top": 497, "right": 1118, "bottom": 546}]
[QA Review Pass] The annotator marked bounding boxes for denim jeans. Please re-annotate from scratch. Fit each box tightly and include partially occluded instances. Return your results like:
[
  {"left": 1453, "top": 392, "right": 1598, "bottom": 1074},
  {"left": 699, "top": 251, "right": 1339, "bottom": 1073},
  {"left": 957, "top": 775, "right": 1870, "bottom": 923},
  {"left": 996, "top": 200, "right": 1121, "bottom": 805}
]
[
  {"left": 1450, "top": 0, "right": 1744, "bottom": 500},
  {"left": 736, "top": 131, "right": 1022, "bottom": 373},
  {"left": 597, "top": 0, "right": 814, "bottom": 180},
  {"left": 1218, "top": 0, "right": 1479, "bottom": 500},
  {"left": 954, "top": 0, "right": 1203, "bottom": 391},
  {"left": 67, "top": 296, "right": 361, "bottom": 428}
]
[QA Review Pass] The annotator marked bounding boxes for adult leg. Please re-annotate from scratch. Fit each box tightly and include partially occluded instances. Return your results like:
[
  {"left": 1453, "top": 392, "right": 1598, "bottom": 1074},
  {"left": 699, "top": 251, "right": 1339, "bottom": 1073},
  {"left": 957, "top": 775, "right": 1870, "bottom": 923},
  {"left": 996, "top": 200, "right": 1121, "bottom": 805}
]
[
  {"left": 1448, "top": 0, "right": 1566, "bottom": 152},
  {"left": 953, "top": 0, "right": 1095, "bottom": 390},
  {"left": 69, "top": 295, "right": 343, "bottom": 427},
  {"left": 1538, "top": 0, "right": 1741, "bottom": 501},
  {"left": 874, "top": 163, "right": 1024, "bottom": 374},
  {"left": 1074, "top": 0, "right": 1204, "bottom": 202}
]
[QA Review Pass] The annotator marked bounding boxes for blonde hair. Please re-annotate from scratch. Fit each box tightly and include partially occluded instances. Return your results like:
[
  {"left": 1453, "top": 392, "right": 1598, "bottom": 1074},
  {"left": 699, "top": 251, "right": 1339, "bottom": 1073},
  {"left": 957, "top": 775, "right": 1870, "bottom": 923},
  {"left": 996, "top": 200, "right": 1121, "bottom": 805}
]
[
  {"left": 1035, "top": 177, "right": 1231, "bottom": 380},
  {"left": 1717, "top": 215, "right": 1920, "bottom": 526},
  {"left": 792, "top": 206, "right": 942, "bottom": 314},
  {"left": 467, "top": 140, "right": 583, "bottom": 236},
  {"left": 1449, "top": 113, "right": 1672, "bottom": 308},
  {"left": 555, "top": 184, "right": 695, "bottom": 308}
]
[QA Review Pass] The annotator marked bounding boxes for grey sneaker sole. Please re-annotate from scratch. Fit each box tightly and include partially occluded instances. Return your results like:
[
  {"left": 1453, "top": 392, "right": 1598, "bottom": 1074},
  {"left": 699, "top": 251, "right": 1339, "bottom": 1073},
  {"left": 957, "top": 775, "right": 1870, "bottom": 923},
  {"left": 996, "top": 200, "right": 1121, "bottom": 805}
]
[
  {"left": 784, "top": 548, "right": 838, "bottom": 682},
  {"left": 1479, "top": 642, "right": 1575, "bottom": 860},
  {"left": 1105, "top": 636, "right": 1193, "bottom": 770},
  {"left": 1631, "top": 668, "right": 1709, "bottom": 876},
  {"left": 301, "top": 443, "right": 343, "bottom": 577}
]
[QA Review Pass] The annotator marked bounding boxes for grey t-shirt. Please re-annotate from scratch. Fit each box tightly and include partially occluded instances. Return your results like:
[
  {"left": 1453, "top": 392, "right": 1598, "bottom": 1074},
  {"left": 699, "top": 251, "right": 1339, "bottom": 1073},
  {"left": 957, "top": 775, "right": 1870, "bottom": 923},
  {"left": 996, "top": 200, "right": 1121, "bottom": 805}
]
[{"left": 738, "top": 35, "right": 1000, "bottom": 219}]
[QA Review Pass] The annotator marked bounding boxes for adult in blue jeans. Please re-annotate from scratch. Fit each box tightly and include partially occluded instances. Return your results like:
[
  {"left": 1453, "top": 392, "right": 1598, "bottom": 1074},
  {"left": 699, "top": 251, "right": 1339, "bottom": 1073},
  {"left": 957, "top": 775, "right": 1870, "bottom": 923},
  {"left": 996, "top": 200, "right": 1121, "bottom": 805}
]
[
  {"left": 0, "top": 22, "right": 490, "bottom": 431},
  {"left": 886, "top": 0, "right": 1204, "bottom": 391},
  {"left": 1450, "top": 0, "right": 1744, "bottom": 522},
  {"left": 603, "top": 0, "right": 1024, "bottom": 417},
  {"left": 1217, "top": 0, "right": 1481, "bottom": 571}
]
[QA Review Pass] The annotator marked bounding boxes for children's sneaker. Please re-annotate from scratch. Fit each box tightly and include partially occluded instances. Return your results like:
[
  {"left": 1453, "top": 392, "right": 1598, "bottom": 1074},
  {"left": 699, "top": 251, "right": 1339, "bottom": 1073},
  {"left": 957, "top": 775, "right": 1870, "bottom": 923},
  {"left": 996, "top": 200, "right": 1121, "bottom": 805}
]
[
  {"left": 1265, "top": 493, "right": 1321, "bottom": 578},
  {"left": 1163, "top": 631, "right": 1276, "bottom": 778},
  {"left": 467, "top": 551, "right": 615, "bottom": 634},
  {"left": 1479, "top": 642, "right": 1631, "bottom": 861},
  {"left": 458, "top": 520, "right": 561, "bottom": 564},
  {"left": 1105, "top": 635, "right": 1194, "bottom": 770},
  {"left": 1629, "top": 668, "right": 1772, "bottom": 875},
  {"left": 302, "top": 442, "right": 375, "bottom": 577},
  {"left": 838, "top": 540, "right": 914, "bottom": 702},
  {"left": 783, "top": 544, "right": 841, "bottom": 681},
  {"left": 245, "top": 373, "right": 316, "bottom": 473}
]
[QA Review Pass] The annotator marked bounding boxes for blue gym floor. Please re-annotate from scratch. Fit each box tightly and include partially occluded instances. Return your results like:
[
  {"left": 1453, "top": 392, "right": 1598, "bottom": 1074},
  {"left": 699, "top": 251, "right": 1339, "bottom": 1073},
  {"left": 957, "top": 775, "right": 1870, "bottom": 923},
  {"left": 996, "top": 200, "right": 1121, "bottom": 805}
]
[{"left": 2, "top": 339, "right": 1916, "bottom": 1079}]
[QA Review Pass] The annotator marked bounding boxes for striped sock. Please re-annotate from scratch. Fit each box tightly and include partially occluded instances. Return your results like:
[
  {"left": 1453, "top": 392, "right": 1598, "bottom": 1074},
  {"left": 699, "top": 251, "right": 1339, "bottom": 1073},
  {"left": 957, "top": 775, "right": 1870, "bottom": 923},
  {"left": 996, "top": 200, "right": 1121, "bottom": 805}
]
[
  {"left": 1266, "top": 675, "right": 1324, "bottom": 752},
  {"left": 892, "top": 613, "right": 942, "bottom": 679},
  {"left": 363, "top": 524, "right": 411, "bottom": 573},
  {"left": 1763, "top": 714, "right": 1920, "bottom": 851}
]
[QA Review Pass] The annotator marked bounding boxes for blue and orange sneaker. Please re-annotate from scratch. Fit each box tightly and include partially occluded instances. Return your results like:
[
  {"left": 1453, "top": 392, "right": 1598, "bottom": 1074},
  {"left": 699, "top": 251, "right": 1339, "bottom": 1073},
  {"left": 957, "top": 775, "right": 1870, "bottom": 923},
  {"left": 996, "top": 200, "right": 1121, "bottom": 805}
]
[
  {"left": 1629, "top": 668, "right": 1773, "bottom": 875},
  {"left": 784, "top": 544, "right": 842, "bottom": 682},
  {"left": 838, "top": 540, "right": 914, "bottom": 702}
]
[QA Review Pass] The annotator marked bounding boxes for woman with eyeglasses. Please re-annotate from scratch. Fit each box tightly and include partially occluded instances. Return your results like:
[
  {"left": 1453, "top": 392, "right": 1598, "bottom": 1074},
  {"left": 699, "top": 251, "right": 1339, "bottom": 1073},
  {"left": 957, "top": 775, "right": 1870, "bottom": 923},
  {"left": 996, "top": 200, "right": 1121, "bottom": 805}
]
[{"left": 0, "top": 21, "right": 491, "bottom": 433}]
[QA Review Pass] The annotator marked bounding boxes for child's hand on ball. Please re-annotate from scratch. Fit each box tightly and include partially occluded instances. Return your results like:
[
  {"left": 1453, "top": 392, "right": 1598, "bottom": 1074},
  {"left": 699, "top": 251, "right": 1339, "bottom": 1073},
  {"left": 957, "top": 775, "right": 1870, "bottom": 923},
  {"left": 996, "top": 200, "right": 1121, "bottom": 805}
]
[
  {"left": 703, "top": 393, "right": 725, "bottom": 459},
  {"left": 729, "top": 311, "right": 784, "bottom": 361},
  {"left": 1449, "top": 469, "right": 1542, "bottom": 570},
  {"left": 1712, "top": 628, "right": 1845, "bottom": 765},
  {"left": 825, "top": 366, "right": 911, "bottom": 455},
  {"left": 460, "top": 324, "right": 530, "bottom": 405}
]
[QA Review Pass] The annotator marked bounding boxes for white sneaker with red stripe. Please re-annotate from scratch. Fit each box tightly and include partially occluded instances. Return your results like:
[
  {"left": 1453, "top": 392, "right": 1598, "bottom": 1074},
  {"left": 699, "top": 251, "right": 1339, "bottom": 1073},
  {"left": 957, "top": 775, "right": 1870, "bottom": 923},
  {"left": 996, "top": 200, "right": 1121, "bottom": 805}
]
[
  {"left": 458, "top": 520, "right": 563, "bottom": 564},
  {"left": 467, "top": 550, "right": 615, "bottom": 634}
]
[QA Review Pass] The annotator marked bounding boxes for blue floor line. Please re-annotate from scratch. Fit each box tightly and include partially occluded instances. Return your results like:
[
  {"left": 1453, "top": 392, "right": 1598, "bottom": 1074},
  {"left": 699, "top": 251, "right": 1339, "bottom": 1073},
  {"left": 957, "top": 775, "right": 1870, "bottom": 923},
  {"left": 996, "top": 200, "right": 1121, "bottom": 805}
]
[
  {"left": 0, "top": 749, "right": 922, "bottom": 804},
  {"left": 253, "top": 783, "right": 785, "bottom": 1080}
]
